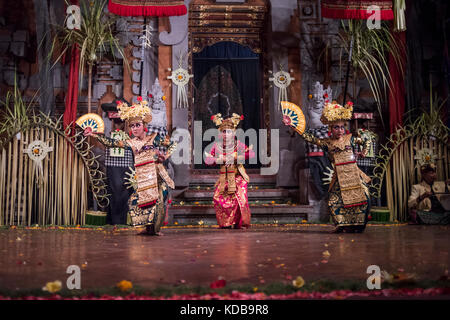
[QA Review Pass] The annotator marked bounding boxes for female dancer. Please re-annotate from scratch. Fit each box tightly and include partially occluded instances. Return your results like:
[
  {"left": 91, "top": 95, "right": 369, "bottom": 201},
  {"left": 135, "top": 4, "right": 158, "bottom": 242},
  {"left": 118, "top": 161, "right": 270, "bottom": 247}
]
[
  {"left": 85, "top": 97, "right": 176, "bottom": 235},
  {"left": 205, "top": 113, "right": 255, "bottom": 229},
  {"left": 283, "top": 101, "right": 371, "bottom": 233}
]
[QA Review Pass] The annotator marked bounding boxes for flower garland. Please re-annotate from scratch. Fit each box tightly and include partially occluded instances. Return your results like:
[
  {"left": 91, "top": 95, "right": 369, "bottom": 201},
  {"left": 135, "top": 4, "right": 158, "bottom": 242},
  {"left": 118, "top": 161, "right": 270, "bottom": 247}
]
[{"left": 1, "top": 287, "right": 449, "bottom": 300}]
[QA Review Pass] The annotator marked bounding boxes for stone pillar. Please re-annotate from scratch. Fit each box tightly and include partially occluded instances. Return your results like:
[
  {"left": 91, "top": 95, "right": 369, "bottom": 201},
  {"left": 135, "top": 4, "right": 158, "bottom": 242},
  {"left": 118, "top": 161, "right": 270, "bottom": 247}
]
[{"left": 159, "top": 0, "right": 191, "bottom": 188}]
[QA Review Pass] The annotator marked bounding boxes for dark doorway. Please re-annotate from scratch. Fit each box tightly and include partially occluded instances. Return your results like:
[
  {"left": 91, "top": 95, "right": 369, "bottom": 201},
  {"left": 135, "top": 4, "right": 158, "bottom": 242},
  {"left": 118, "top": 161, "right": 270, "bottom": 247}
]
[{"left": 193, "top": 41, "right": 262, "bottom": 169}]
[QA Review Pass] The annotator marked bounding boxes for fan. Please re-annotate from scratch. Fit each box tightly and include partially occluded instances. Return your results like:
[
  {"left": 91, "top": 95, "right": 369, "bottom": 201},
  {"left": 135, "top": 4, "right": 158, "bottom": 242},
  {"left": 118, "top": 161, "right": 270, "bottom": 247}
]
[
  {"left": 75, "top": 113, "right": 105, "bottom": 134},
  {"left": 281, "top": 101, "right": 306, "bottom": 135}
]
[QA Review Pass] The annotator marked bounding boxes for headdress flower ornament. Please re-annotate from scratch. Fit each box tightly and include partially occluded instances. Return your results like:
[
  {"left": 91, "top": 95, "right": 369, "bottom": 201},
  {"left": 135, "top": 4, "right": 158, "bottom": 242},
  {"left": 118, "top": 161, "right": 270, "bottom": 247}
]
[
  {"left": 414, "top": 147, "right": 437, "bottom": 171},
  {"left": 116, "top": 97, "right": 152, "bottom": 123},
  {"left": 320, "top": 101, "right": 353, "bottom": 125},
  {"left": 211, "top": 113, "right": 243, "bottom": 130}
]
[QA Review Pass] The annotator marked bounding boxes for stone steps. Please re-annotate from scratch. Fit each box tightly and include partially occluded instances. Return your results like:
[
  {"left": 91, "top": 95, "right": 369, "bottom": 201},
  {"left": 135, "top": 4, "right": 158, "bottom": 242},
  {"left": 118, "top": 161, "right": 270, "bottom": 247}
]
[
  {"left": 168, "top": 173, "right": 316, "bottom": 225},
  {"left": 182, "top": 188, "right": 291, "bottom": 201},
  {"left": 167, "top": 204, "right": 313, "bottom": 225},
  {"left": 188, "top": 173, "right": 277, "bottom": 186}
]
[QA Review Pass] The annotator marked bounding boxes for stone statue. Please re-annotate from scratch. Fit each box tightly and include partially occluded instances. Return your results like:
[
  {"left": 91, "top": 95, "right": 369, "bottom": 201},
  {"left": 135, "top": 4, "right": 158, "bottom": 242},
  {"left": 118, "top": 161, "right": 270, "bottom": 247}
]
[
  {"left": 309, "top": 81, "right": 332, "bottom": 128},
  {"left": 305, "top": 81, "right": 332, "bottom": 201},
  {"left": 147, "top": 78, "right": 168, "bottom": 133}
]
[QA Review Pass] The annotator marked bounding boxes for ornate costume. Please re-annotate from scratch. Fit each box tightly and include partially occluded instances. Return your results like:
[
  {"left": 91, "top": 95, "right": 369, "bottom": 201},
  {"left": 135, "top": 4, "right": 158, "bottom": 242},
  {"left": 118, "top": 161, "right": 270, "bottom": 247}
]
[
  {"left": 284, "top": 101, "right": 371, "bottom": 232},
  {"left": 95, "top": 97, "right": 177, "bottom": 234},
  {"left": 205, "top": 113, "right": 255, "bottom": 228}
]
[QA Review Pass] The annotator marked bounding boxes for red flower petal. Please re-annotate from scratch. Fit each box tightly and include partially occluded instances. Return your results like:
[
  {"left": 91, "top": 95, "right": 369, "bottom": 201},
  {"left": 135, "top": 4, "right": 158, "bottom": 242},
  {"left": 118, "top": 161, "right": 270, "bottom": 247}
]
[
  {"left": 210, "top": 279, "right": 226, "bottom": 289},
  {"left": 137, "top": 96, "right": 143, "bottom": 102},
  {"left": 240, "top": 115, "right": 244, "bottom": 120}
]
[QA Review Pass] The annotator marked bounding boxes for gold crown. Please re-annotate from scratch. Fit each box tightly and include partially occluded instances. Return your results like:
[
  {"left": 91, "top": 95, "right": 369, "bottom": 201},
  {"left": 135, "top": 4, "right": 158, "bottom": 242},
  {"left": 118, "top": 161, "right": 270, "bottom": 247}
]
[
  {"left": 211, "top": 113, "right": 243, "bottom": 130},
  {"left": 116, "top": 97, "right": 152, "bottom": 123},
  {"left": 320, "top": 101, "right": 353, "bottom": 125}
]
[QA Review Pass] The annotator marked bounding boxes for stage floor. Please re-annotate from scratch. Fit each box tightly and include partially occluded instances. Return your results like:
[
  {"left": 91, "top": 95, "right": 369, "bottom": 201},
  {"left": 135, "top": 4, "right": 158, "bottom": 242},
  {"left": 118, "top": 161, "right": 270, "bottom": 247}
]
[{"left": 1, "top": 224, "right": 449, "bottom": 291}]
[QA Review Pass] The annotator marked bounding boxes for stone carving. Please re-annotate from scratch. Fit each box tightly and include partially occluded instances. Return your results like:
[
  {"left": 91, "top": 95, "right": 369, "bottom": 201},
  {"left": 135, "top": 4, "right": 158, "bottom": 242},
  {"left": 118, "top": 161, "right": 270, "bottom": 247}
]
[
  {"left": 309, "top": 81, "right": 332, "bottom": 128},
  {"left": 148, "top": 78, "right": 167, "bottom": 129}
]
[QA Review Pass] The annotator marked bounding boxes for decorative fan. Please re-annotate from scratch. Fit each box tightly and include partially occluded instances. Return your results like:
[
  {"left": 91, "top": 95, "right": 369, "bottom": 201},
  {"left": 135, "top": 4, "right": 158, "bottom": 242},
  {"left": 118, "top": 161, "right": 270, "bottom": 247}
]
[
  {"left": 281, "top": 101, "right": 306, "bottom": 135},
  {"left": 76, "top": 113, "right": 105, "bottom": 134}
]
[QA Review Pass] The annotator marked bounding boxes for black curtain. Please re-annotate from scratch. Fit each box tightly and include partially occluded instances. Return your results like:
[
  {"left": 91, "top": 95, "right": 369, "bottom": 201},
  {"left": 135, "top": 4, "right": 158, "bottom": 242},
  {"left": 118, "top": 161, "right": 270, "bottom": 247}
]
[
  {"left": 193, "top": 41, "right": 261, "bottom": 131},
  {"left": 193, "top": 41, "right": 261, "bottom": 169}
]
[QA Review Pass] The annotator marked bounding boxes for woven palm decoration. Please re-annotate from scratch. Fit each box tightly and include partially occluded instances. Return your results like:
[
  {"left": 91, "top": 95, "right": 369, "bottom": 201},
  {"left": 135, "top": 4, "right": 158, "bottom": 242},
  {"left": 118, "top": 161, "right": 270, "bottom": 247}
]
[
  {"left": 76, "top": 113, "right": 105, "bottom": 134},
  {"left": 281, "top": 101, "right": 306, "bottom": 135}
]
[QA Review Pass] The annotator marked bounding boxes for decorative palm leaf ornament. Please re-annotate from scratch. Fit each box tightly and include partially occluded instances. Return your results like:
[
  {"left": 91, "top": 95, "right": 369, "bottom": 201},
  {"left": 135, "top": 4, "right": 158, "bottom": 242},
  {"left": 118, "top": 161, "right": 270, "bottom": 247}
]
[
  {"left": 269, "top": 65, "right": 295, "bottom": 111},
  {"left": 167, "top": 52, "right": 193, "bottom": 109},
  {"left": 76, "top": 113, "right": 105, "bottom": 134},
  {"left": 281, "top": 101, "right": 306, "bottom": 135},
  {"left": 0, "top": 108, "right": 109, "bottom": 225},
  {"left": 370, "top": 94, "right": 449, "bottom": 222},
  {"left": 322, "top": 165, "right": 335, "bottom": 186}
]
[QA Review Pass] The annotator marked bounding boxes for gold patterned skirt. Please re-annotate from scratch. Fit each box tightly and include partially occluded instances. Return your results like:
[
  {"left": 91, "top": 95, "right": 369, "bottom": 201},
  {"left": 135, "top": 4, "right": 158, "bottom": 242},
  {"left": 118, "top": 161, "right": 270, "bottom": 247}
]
[
  {"left": 128, "top": 180, "right": 169, "bottom": 233},
  {"left": 213, "top": 175, "right": 251, "bottom": 228},
  {"left": 328, "top": 179, "right": 370, "bottom": 228}
]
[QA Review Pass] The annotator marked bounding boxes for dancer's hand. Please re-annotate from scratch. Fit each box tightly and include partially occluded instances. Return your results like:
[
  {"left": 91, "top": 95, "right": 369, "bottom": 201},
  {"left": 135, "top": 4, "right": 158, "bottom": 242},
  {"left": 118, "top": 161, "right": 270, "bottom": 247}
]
[
  {"left": 354, "top": 151, "right": 364, "bottom": 158},
  {"left": 216, "top": 155, "right": 225, "bottom": 164},
  {"left": 282, "top": 115, "right": 291, "bottom": 126},
  {"left": 155, "top": 151, "right": 166, "bottom": 163},
  {"left": 83, "top": 127, "right": 94, "bottom": 137}
]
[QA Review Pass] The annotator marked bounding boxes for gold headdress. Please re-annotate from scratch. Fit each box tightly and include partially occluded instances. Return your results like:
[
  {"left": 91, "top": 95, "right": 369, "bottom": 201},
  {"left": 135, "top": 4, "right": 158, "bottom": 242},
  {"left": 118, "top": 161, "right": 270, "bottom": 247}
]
[
  {"left": 116, "top": 97, "right": 152, "bottom": 123},
  {"left": 211, "top": 113, "right": 243, "bottom": 131},
  {"left": 320, "top": 101, "right": 353, "bottom": 125}
]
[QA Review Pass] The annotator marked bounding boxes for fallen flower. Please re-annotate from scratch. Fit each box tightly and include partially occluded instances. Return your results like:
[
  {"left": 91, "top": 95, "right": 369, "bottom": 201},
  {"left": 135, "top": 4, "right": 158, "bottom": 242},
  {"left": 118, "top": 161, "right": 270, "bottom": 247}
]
[
  {"left": 210, "top": 279, "right": 226, "bottom": 289},
  {"left": 116, "top": 280, "right": 133, "bottom": 292},
  {"left": 292, "top": 276, "right": 305, "bottom": 288},
  {"left": 42, "top": 280, "right": 62, "bottom": 293}
]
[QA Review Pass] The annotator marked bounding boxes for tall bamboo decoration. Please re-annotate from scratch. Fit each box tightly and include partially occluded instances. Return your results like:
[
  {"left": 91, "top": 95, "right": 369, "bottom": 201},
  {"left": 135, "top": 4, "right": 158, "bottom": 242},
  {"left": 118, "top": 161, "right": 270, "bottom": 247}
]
[
  {"left": 0, "top": 81, "right": 109, "bottom": 226},
  {"left": 51, "top": 0, "right": 127, "bottom": 113}
]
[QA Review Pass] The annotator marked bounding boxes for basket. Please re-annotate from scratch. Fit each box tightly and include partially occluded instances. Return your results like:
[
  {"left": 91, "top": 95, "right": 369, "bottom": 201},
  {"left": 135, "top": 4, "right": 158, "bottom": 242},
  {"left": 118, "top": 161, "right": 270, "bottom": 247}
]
[
  {"left": 85, "top": 211, "right": 107, "bottom": 226},
  {"left": 370, "top": 207, "right": 391, "bottom": 222}
]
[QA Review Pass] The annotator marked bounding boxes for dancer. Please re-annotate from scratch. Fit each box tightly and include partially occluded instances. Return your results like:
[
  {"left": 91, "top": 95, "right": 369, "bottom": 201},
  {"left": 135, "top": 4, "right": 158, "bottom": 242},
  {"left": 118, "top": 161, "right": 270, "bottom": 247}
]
[
  {"left": 84, "top": 97, "right": 176, "bottom": 235},
  {"left": 283, "top": 101, "right": 371, "bottom": 233},
  {"left": 205, "top": 113, "right": 255, "bottom": 229}
]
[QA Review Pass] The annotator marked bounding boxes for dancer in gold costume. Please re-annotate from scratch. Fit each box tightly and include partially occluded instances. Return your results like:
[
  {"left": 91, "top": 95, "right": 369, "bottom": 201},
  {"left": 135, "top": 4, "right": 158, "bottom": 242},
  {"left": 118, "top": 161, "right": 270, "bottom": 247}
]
[
  {"left": 283, "top": 101, "right": 371, "bottom": 233},
  {"left": 84, "top": 97, "right": 176, "bottom": 235}
]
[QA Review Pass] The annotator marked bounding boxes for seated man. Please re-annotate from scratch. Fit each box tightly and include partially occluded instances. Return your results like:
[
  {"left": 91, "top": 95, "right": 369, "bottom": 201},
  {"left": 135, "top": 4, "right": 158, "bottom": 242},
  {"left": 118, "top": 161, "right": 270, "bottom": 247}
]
[{"left": 408, "top": 164, "right": 450, "bottom": 225}]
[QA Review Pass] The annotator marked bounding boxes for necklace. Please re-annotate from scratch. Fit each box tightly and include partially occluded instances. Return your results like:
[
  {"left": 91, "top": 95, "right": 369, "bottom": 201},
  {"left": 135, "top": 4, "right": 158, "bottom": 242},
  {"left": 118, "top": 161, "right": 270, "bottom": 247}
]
[{"left": 217, "top": 142, "right": 235, "bottom": 154}]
